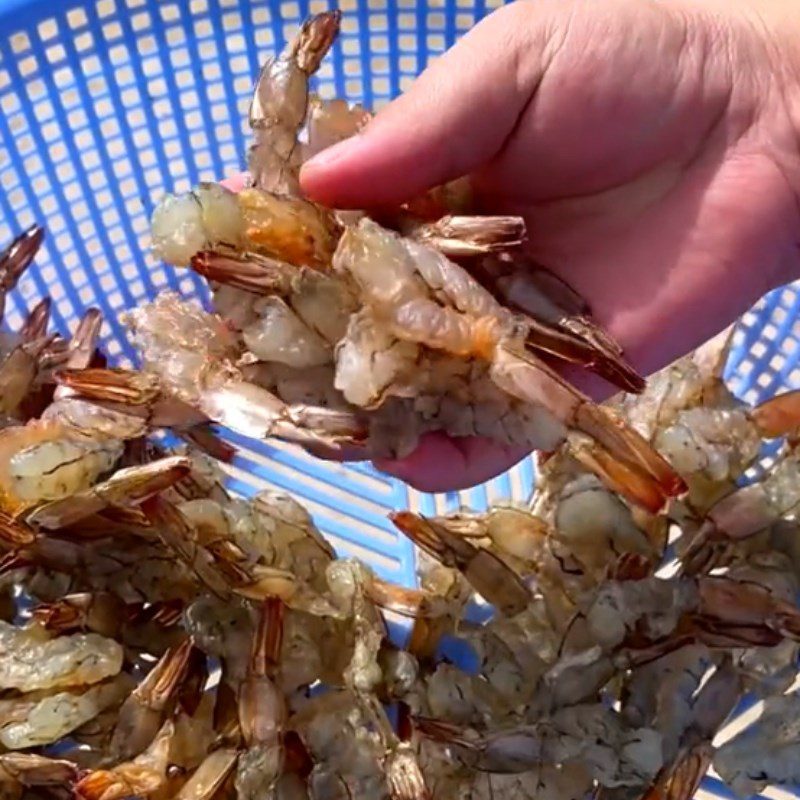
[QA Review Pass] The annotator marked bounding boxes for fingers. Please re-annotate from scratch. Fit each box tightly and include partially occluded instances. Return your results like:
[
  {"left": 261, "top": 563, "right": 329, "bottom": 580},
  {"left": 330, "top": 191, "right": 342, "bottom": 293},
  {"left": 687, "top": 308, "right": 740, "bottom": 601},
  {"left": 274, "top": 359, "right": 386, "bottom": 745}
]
[
  {"left": 373, "top": 432, "right": 529, "bottom": 493},
  {"left": 300, "top": 2, "right": 549, "bottom": 208}
]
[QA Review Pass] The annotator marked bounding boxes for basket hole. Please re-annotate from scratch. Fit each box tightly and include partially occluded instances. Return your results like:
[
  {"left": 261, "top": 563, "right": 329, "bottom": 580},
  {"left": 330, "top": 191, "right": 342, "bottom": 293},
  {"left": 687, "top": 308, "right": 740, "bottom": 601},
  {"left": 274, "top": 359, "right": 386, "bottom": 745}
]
[
  {"left": 160, "top": 4, "right": 180, "bottom": 23},
  {"left": 10, "top": 32, "right": 31, "bottom": 53},
  {"left": 37, "top": 19, "right": 59, "bottom": 41},
  {"left": 75, "top": 32, "right": 94, "bottom": 52},
  {"left": 103, "top": 21, "right": 123, "bottom": 41},
  {"left": 127, "top": 11, "right": 150, "bottom": 32},
  {"left": 769, "top": 353, "right": 786, "bottom": 372},
  {"left": 19, "top": 55, "right": 38, "bottom": 77},
  {"left": 222, "top": 12, "right": 242, "bottom": 31},
  {"left": 108, "top": 45, "right": 128, "bottom": 65},
  {"left": 96, "top": 0, "right": 115, "bottom": 18},
  {"left": 45, "top": 44, "right": 66, "bottom": 64},
  {"left": 166, "top": 27, "right": 186, "bottom": 46}
]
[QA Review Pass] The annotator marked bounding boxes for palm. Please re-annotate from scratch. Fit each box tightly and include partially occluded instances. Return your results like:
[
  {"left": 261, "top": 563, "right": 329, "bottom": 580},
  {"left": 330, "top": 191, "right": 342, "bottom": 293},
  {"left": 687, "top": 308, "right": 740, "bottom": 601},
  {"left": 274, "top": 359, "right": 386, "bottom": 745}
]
[
  {"left": 475, "top": 0, "right": 797, "bottom": 386},
  {"left": 302, "top": 0, "right": 800, "bottom": 490}
]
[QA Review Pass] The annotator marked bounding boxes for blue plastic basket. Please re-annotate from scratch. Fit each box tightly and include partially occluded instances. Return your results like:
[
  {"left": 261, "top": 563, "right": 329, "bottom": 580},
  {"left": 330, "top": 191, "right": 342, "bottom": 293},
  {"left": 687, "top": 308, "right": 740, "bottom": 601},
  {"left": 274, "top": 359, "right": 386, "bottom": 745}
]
[{"left": 1, "top": 0, "right": 800, "bottom": 791}]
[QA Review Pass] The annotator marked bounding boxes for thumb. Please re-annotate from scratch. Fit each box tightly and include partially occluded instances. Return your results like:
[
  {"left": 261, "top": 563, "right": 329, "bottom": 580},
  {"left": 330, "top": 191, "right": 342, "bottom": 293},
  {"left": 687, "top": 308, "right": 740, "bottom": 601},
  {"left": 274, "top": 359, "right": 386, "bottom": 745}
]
[{"left": 300, "top": 2, "right": 547, "bottom": 208}]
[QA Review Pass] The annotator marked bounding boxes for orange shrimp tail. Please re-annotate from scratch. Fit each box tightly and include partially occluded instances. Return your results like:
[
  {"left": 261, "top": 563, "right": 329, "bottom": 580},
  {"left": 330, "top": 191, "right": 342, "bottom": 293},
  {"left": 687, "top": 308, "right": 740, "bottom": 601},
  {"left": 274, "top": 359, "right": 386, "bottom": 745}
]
[
  {"left": 58, "top": 368, "right": 161, "bottom": 405},
  {"left": 0, "top": 509, "right": 36, "bottom": 548},
  {"left": 575, "top": 405, "right": 687, "bottom": 511},
  {"left": 750, "top": 389, "right": 800, "bottom": 438},
  {"left": 642, "top": 746, "right": 713, "bottom": 800},
  {"left": 251, "top": 597, "right": 285, "bottom": 677},
  {"left": 74, "top": 771, "right": 128, "bottom": 800}
]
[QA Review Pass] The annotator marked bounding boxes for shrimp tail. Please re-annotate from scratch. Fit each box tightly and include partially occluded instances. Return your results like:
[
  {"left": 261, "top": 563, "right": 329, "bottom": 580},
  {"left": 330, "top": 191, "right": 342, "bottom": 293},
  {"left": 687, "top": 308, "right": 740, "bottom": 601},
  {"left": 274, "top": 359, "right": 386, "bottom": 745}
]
[
  {"left": 492, "top": 344, "right": 685, "bottom": 511},
  {"left": 26, "top": 455, "right": 192, "bottom": 530},
  {"left": 641, "top": 745, "right": 713, "bottom": 800},
  {"left": 191, "top": 249, "right": 295, "bottom": 295},
  {"left": 0, "top": 224, "right": 45, "bottom": 322},
  {"left": 292, "top": 10, "right": 342, "bottom": 73},
  {"left": 750, "top": 389, "right": 800, "bottom": 439},
  {"left": 57, "top": 368, "right": 209, "bottom": 428},
  {"left": 408, "top": 214, "right": 527, "bottom": 258},
  {"left": 523, "top": 320, "right": 645, "bottom": 394},
  {"left": 176, "top": 424, "right": 236, "bottom": 463},
  {"left": 20, "top": 298, "right": 52, "bottom": 342}
]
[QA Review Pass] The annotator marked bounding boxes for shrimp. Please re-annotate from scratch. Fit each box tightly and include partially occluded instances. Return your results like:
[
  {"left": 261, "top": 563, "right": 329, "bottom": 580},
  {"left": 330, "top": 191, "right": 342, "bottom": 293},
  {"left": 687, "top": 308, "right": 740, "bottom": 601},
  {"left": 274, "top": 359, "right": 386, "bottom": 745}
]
[
  {"left": 0, "top": 673, "right": 133, "bottom": 750},
  {"left": 248, "top": 11, "right": 341, "bottom": 195},
  {"left": 303, "top": 94, "right": 371, "bottom": 162},
  {"left": 0, "top": 299, "right": 56, "bottom": 421},
  {"left": 31, "top": 591, "right": 125, "bottom": 637},
  {"left": 235, "top": 598, "right": 287, "bottom": 800},
  {"left": 152, "top": 185, "right": 339, "bottom": 271},
  {"left": 401, "top": 214, "right": 527, "bottom": 259},
  {"left": 585, "top": 574, "right": 800, "bottom": 656},
  {"left": 108, "top": 638, "right": 196, "bottom": 761},
  {"left": 681, "top": 443, "right": 800, "bottom": 573},
  {"left": 76, "top": 292, "right": 370, "bottom": 457},
  {"left": 415, "top": 705, "right": 663, "bottom": 786},
  {"left": 713, "top": 693, "right": 800, "bottom": 797},
  {"left": 0, "top": 754, "right": 78, "bottom": 799},
  {"left": 174, "top": 749, "right": 239, "bottom": 800},
  {"left": 186, "top": 603, "right": 253, "bottom": 709},
  {"left": 0, "top": 420, "right": 123, "bottom": 515},
  {"left": 144, "top": 496, "right": 340, "bottom": 616},
  {"left": 641, "top": 660, "right": 740, "bottom": 800},
  {"left": 0, "top": 621, "right": 123, "bottom": 691},
  {"left": 151, "top": 183, "right": 245, "bottom": 267},
  {"left": 390, "top": 511, "right": 533, "bottom": 616},
  {"left": 26, "top": 454, "right": 191, "bottom": 530},
  {"left": 237, "top": 188, "right": 341, "bottom": 270},
  {"left": 326, "top": 559, "right": 430, "bottom": 800},
  {"left": 475, "top": 252, "right": 645, "bottom": 392},
  {"left": 336, "top": 219, "right": 684, "bottom": 511},
  {"left": 74, "top": 719, "right": 176, "bottom": 800}
]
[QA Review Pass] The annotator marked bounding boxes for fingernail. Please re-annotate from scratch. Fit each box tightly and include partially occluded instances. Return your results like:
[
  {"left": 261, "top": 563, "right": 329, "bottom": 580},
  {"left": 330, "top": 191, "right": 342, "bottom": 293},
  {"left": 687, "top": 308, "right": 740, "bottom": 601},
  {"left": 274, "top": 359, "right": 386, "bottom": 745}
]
[{"left": 303, "top": 135, "right": 360, "bottom": 172}]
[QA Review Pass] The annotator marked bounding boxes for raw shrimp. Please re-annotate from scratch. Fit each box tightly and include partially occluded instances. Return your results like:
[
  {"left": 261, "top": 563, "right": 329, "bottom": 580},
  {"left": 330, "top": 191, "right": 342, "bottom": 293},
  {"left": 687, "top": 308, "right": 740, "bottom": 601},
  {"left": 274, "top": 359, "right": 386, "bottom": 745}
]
[
  {"left": 31, "top": 591, "right": 125, "bottom": 637},
  {"left": 74, "top": 719, "right": 176, "bottom": 800},
  {"left": 0, "top": 673, "right": 133, "bottom": 749},
  {"left": 0, "top": 621, "right": 123, "bottom": 691},
  {"left": 249, "top": 11, "right": 341, "bottom": 195},
  {"left": 80, "top": 292, "right": 371, "bottom": 457},
  {"left": 303, "top": 94, "right": 371, "bottom": 162},
  {"left": 108, "top": 638, "right": 196, "bottom": 760},
  {"left": 476, "top": 252, "right": 645, "bottom": 392},
  {"left": 390, "top": 511, "right": 533, "bottom": 616},
  {"left": 235, "top": 598, "right": 287, "bottom": 800},
  {"left": 713, "top": 693, "right": 800, "bottom": 797},
  {"left": 26, "top": 454, "right": 191, "bottom": 530},
  {"left": 0, "top": 754, "right": 78, "bottom": 799},
  {"left": 336, "top": 219, "right": 683, "bottom": 511},
  {"left": 174, "top": 748, "right": 239, "bottom": 800},
  {"left": 0, "top": 421, "right": 123, "bottom": 515},
  {"left": 416, "top": 704, "right": 663, "bottom": 786}
]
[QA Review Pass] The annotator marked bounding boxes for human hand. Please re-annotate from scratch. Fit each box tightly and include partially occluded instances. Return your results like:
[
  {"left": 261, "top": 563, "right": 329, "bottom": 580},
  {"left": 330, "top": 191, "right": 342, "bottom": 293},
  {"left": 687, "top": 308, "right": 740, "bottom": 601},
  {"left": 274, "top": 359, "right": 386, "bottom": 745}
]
[{"left": 301, "top": 0, "right": 800, "bottom": 492}]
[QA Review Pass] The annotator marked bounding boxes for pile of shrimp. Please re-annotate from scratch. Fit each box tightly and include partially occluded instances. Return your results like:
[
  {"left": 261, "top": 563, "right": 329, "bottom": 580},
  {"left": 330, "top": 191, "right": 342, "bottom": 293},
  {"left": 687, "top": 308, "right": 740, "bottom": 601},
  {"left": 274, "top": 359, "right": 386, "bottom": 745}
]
[
  {"left": 3, "top": 221, "right": 800, "bottom": 800},
  {"left": 3, "top": 9, "right": 800, "bottom": 800},
  {"left": 80, "top": 9, "right": 689, "bottom": 513}
]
